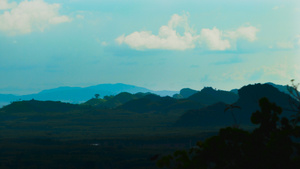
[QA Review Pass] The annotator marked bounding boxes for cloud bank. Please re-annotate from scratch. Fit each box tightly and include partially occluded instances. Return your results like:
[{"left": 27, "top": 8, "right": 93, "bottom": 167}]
[
  {"left": 0, "top": 0, "right": 71, "bottom": 35},
  {"left": 116, "top": 13, "right": 259, "bottom": 51}
]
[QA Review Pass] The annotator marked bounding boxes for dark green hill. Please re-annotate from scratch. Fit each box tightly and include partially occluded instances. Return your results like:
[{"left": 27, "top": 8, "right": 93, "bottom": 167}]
[
  {"left": 265, "top": 82, "right": 299, "bottom": 96},
  {"left": 234, "top": 83, "right": 294, "bottom": 123},
  {"left": 188, "top": 87, "right": 238, "bottom": 105},
  {"left": 176, "top": 83, "right": 295, "bottom": 127},
  {"left": 82, "top": 92, "right": 148, "bottom": 108},
  {"left": 236, "top": 83, "right": 293, "bottom": 110},
  {"left": 103, "top": 92, "right": 139, "bottom": 108},
  {"left": 175, "top": 102, "right": 229, "bottom": 127},
  {"left": 1, "top": 99, "right": 85, "bottom": 113},
  {"left": 82, "top": 98, "right": 106, "bottom": 107},
  {"left": 118, "top": 95, "right": 204, "bottom": 114},
  {"left": 179, "top": 88, "right": 198, "bottom": 98},
  {"left": 118, "top": 95, "right": 177, "bottom": 113}
]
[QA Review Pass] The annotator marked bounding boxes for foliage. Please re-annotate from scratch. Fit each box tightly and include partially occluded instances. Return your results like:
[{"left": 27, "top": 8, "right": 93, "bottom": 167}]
[
  {"left": 157, "top": 96, "right": 300, "bottom": 169},
  {"left": 287, "top": 79, "right": 300, "bottom": 126},
  {"left": 95, "top": 94, "right": 100, "bottom": 99}
]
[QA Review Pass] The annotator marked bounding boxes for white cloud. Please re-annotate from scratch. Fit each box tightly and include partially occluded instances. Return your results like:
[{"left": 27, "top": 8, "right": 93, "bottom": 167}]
[
  {"left": 0, "top": 0, "right": 71, "bottom": 35},
  {"left": 235, "top": 26, "right": 259, "bottom": 42},
  {"left": 200, "top": 27, "right": 230, "bottom": 51},
  {"left": 225, "top": 26, "right": 259, "bottom": 42},
  {"left": 116, "top": 13, "right": 259, "bottom": 51},
  {"left": 272, "top": 6, "right": 279, "bottom": 10},
  {"left": 277, "top": 41, "right": 294, "bottom": 49},
  {"left": 0, "top": 0, "right": 17, "bottom": 10},
  {"left": 116, "top": 13, "right": 197, "bottom": 50}
]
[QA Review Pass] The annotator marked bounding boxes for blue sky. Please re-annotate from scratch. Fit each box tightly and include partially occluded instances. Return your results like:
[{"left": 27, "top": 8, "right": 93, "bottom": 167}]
[{"left": 0, "top": 0, "right": 299, "bottom": 94}]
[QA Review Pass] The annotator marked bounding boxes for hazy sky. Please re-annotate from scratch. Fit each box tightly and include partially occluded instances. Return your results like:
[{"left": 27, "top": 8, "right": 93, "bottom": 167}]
[{"left": 0, "top": 0, "right": 299, "bottom": 94}]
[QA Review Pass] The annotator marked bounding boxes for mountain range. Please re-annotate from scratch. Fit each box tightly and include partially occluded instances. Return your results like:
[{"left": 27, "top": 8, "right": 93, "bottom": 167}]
[
  {"left": 0, "top": 82, "right": 299, "bottom": 139},
  {"left": 0, "top": 83, "right": 177, "bottom": 107},
  {"left": 0, "top": 82, "right": 296, "bottom": 109}
]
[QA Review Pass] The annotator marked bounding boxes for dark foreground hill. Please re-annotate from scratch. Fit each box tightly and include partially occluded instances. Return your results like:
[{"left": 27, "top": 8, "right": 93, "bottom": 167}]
[
  {"left": 0, "top": 97, "right": 206, "bottom": 139},
  {"left": 1, "top": 99, "right": 87, "bottom": 113},
  {"left": 118, "top": 94, "right": 205, "bottom": 114},
  {"left": 187, "top": 87, "right": 238, "bottom": 105},
  {"left": 176, "top": 83, "right": 296, "bottom": 127}
]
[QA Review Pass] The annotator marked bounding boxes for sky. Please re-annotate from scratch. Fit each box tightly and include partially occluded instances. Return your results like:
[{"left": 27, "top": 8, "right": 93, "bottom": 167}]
[{"left": 0, "top": 0, "right": 299, "bottom": 94}]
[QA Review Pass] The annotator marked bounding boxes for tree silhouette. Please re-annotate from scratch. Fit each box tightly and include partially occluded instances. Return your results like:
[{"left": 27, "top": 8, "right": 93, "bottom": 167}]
[
  {"left": 224, "top": 103, "right": 241, "bottom": 128},
  {"left": 287, "top": 79, "right": 300, "bottom": 126},
  {"left": 95, "top": 94, "right": 100, "bottom": 99}
]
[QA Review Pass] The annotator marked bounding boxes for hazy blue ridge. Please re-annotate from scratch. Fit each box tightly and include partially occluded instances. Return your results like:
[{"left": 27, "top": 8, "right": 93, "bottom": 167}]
[
  {"left": 0, "top": 94, "right": 19, "bottom": 108},
  {"left": 0, "top": 83, "right": 178, "bottom": 107}
]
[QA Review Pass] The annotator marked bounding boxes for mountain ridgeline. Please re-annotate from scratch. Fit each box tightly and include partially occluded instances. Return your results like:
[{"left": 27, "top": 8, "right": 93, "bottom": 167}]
[{"left": 0, "top": 82, "right": 297, "bottom": 139}]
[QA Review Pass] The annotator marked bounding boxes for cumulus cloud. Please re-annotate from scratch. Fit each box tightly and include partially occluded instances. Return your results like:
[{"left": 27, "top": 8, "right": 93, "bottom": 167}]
[
  {"left": 200, "top": 27, "right": 230, "bottom": 50},
  {"left": 0, "top": 0, "right": 17, "bottom": 10},
  {"left": 235, "top": 26, "right": 259, "bottom": 42},
  {"left": 116, "top": 13, "right": 259, "bottom": 51},
  {"left": 0, "top": 0, "right": 71, "bottom": 35},
  {"left": 116, "top": 13, "right": 197, "bottom": 50}
]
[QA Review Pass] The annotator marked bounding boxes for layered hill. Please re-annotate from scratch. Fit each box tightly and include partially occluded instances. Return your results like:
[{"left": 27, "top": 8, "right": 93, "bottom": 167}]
[
  {"left": 0, "top": 82, "right": 298, "bottom": 139},
  {"left": 176, "top": 83, "right": 296, "bottom": 127},
  {"left": 175, "top": 88, "right": 198, "bottom": 98}
]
